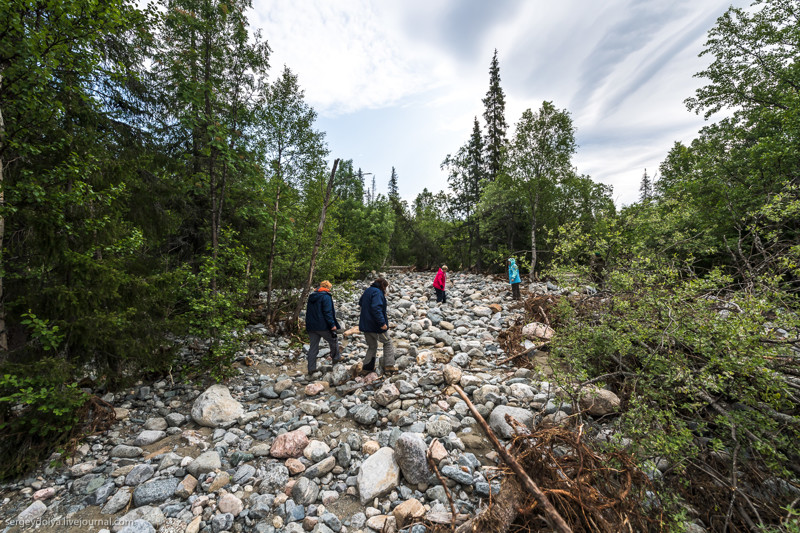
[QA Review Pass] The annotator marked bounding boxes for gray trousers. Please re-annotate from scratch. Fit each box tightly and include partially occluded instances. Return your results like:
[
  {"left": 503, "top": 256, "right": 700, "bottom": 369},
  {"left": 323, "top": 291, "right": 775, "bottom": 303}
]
[
  {"left": 307, "top": 330, "right": 338, "bottom": 373},
  {"left": 363, "top": 331, "right": 395, "bottom": 369}
]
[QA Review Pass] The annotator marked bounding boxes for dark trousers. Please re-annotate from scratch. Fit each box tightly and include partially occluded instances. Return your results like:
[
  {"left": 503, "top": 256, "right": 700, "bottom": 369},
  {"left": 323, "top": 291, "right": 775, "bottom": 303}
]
[
  {"left": 307, "top": 330, "right": 339, "bottom": 373},
  {"left": 511, "top": 282, "right": 521, "bottom": 300},
  {"left": 434, "top": 287, "right": 447, "bottom": 303}
]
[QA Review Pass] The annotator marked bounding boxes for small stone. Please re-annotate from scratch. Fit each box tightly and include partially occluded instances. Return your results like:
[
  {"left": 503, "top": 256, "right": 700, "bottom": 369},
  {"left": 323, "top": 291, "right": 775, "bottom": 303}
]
[
  {"left": 488, "top": 405, "right": 535, "bottom": 439},
  {"left": 211, "top": 513, "right": 234, "bottom": 533},
  {"left": 16, "top": 500, "right": 47, "bottom": 524},
  {"left": 366, "top": 515, "right": 388, "bottom": 531},
  {"left": 125, "top": 464, "right": 155, "bottom": 486},
  {"left": 110, "top": 445, "right": 143, "bottom": 458},
  {"left": 286, "top": 457, "right": 306, "bottom": 474},
  {"left": 102, "top": 488, "right": 132, "bottom": 514},
  {"left": 521, "top": 322, "right": 555, "bottom": 340},
  {"left": 233, "top": 464, "right": 256, "bottom": 485},
  {"left": 33, "top": 487, "right": 56, "bottom": 501},
  {"left": 291, "top": 477, "right": 319, "bottom": 505},
  {"left": 206, "top": 471, "right": 230, "bottom": 492},
  {"left": 270, "top": 429, "right": 309, "bottom": 458},
  {"left": 249, "top": 443, "right": 271, "bottom": 457},
  {"left": 218, "top": 493, "right": 244, "bottom": 516},
  {"left": 374, "top": 382, "right": 400, "bottom": 407},
  {"left": 261, "top": 462, "right": 289, "bottom": 493},
  {"left": 304, "top": 456, "right": 336, "bottom": 479},
  {"left": 443, "top": 364, "right": 462, "bottom": 384},
  {"left": 303, "top": 440, "right": 331, "bottom": 463},
  {"left": 132, "top": 478, "right": 180, "bottom": 507},
  {"left": 133, "top": 429, "right": 167, "bottom": 446},
  {"left": 393, "top": 498, "right": 425, "bottom": 528},
  {"left": 579, "top": 388, "right": 621, "bottom": 416},
  {"left": 362, "top": 441, "right": 380, "bottom": 455},
  {"left": 304, "top": 383, "right": 325, "bottom": 396},
  {"left": 174, "top": 475, "right": 197, "bottom": 499},
  {"left": 351, "top": 404, "right": 378, "bottom": 426},
  {"left": 113, "top": 506, "right": 165, "bottom": 533},
  {"left": 144, "top": 417, "right": 168, "bottom": 431},
  {"left": 229, "top": 451, "right": 254, "bottom": 467},
  {"left": 429, "top": 439, "right": 448, "bottom": 462},
  {"left": 186, "top": 450, "right": 221, "bottom": 477}
]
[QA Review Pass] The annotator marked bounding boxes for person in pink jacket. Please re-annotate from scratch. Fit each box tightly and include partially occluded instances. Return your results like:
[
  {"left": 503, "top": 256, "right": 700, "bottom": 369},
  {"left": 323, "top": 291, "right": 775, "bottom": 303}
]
[{"left": 433, "top": 265, "right": 449, "bottom": 304}]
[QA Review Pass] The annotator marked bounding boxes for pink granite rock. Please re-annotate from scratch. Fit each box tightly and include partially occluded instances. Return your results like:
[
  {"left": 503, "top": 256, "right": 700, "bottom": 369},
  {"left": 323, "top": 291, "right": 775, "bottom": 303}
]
[{"left": 269, "top": 429, "right": 309, "bottom": 458}]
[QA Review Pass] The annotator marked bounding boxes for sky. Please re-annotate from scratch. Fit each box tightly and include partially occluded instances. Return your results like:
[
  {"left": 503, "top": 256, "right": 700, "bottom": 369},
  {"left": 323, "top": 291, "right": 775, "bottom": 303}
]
[{"left": 248, "top": 0, "right": 746, "bottom": 207}]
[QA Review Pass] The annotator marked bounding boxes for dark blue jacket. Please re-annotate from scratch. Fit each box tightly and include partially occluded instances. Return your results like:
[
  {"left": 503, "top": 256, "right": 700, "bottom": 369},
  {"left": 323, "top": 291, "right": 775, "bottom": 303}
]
[
  {"left": 358, "top": 283, "right": 388, "bottom": 333},
  {"left": 305, "top": 290, "right": 340, "bottom": 331}
]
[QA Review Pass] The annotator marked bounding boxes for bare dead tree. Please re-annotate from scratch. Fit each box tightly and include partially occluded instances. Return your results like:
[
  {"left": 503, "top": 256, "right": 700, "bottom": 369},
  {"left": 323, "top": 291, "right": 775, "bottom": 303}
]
[{"left": 292, "top": 158, "right": 339, "bottom": 325}]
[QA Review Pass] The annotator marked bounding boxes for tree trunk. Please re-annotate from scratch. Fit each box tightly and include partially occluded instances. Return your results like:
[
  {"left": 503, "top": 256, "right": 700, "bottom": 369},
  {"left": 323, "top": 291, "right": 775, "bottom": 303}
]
[
  {"left": 266, "top": 181, "right": 282, "bottom": 322},
  {"left": 0, "top": 74, "right": 6, "bottom": 352},
  {"left": 530, "top": 207, "right": 537, "bottom": 281},
  {"left": 293, "top": 159, "right": 339, "bottom": 325},
  {"left": 203, "top": 28, "right": 218, "bottom": 293}
]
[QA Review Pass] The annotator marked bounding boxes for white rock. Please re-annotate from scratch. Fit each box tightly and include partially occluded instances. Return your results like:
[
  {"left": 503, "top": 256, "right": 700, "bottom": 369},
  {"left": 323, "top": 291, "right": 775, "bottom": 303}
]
[
  {"left": 190, "top": 384, "right": 244, "bottom": 428},
  {"left": 357, "top": 447, "right": 401, "bottom": 505}
]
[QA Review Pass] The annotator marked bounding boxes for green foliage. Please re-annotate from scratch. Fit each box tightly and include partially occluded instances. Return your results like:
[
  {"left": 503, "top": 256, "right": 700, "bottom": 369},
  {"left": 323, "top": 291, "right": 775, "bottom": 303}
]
[
  {"left": 19, "top": 312, "right": 64, "bottom": 353},
  {"left": 482, "top": 49, "right": 508, "bottom": 181},
  {"left": 548, "top": 261, "right": 800, "bottom": 527},
  {"left": 0, "top": 359, "right": 89, "bottom": 479},
  {"left": 179, "top": 230, "right": 252, "bottom": 381}
]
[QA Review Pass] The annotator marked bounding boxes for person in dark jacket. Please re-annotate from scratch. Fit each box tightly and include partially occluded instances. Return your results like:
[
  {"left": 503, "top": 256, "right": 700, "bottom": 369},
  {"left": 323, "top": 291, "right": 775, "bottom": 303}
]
[
  {"left": 305, "top": 280, "right": 341, "bottom": 375},
  {"left": 358, "top": 277, "right": 397, "bottom": 374}
]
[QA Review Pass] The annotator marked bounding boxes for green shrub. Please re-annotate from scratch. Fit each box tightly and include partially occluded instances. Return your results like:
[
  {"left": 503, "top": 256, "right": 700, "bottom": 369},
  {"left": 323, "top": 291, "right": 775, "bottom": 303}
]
[
  {"left": 548, "top": 261, "right": 800, "bottom": 530},
  {"left": 178, "top": 230, "right": 252, "bottom": 382},
  {"left": 0, "top": 359, "right": 89, "bottom": 480}
]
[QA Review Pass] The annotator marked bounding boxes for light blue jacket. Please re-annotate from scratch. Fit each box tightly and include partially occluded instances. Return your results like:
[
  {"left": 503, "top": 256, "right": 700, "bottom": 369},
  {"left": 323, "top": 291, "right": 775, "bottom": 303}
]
[{"left": 508, "top": 258, "right": 521, "bottom": 284}]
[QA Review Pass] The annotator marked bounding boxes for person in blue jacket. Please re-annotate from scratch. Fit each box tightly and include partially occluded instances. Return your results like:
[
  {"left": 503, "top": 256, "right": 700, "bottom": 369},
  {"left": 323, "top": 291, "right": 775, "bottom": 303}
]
[
  {"left": 305, "top": 280, "right": 341, "bottom": 375},
  {"left": 358, "top": 277, "right": 397, "bottom": 374},
  {"left": 508, "top": 257, "right": 522, "bottom": 300}
]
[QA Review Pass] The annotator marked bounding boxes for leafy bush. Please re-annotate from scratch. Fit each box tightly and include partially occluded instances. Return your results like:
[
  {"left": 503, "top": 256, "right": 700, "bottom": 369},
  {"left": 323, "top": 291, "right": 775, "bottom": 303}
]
[
  {"left": 547, "top": 261, "right": 800, "bottom": 530},
  {"left": 0, "top": 359, "right": 89, "bottom": 480},
  {"left": 178, "top": 230, "right": 253, "bottom": 382}
]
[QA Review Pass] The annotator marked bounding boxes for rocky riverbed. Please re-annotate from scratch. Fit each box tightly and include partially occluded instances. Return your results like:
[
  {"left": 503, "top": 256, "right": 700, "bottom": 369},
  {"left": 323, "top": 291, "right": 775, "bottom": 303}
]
[{"left": 0, "top": 272, "right": 621, "bottom": 533}]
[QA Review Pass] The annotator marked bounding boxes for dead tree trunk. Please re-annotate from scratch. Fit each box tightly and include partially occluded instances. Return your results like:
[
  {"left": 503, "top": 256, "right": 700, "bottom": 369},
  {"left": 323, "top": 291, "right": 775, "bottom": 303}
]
[
  {"left": 453, "top": 384, "right": 573, "bottom": 533},
  {"left": 293, "top": 159, "right": 339, "bottom": 325}
]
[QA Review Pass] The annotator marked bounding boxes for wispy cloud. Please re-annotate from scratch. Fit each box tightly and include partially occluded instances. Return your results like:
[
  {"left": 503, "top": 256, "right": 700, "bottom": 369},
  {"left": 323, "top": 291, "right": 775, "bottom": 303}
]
[{"left": 249, "top": 0, "right": 747, "bottom": 205}]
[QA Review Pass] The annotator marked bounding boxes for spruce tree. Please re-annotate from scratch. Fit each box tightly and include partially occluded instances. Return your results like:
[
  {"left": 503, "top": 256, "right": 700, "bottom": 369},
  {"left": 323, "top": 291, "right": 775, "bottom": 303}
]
[
  {"left": 639, "top": 169, "right": 653, "bottom": 202},
  {"left": 388, "top": 166, "right": 399, "bottom": 200},
  {"left": 482, "top": 49, "right": 508, "bottom": 182}
]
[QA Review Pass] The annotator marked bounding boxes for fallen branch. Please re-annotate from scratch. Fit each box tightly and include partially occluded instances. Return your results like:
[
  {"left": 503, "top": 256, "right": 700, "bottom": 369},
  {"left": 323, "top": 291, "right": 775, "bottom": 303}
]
[
  {"left": 452, "top": 384, "right": 573, "bottom": 533},
  {"left": 538, "top": 305, "right": 550, "bottom": 327},
  {"left": 427, "top": 439, "right": 458, "bottom": 532},
  {"left": 497, "top": 342, "right": 550, "bottom": 366}
]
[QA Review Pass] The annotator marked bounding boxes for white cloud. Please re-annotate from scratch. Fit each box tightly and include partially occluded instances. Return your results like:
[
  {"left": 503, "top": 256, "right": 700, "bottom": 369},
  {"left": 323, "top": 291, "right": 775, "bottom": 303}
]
[
  {"left": 250, "top": 0, "right": 450, "bottom": 115},
  {"left": 248, "top": 0, "right": 747, "bottom": 206}
]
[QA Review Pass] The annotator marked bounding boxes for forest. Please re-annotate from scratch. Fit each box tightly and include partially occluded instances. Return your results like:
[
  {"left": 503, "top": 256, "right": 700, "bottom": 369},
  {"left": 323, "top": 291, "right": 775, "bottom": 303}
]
[{"left": 0, "top": 0, "right": 798, "bottom": 530}]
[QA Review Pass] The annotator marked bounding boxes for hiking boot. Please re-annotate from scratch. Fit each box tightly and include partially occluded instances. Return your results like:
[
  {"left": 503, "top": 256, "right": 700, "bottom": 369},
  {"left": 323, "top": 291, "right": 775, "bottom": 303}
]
[{"left": 383, "top": 365, "right": 398, "bottom": 375}]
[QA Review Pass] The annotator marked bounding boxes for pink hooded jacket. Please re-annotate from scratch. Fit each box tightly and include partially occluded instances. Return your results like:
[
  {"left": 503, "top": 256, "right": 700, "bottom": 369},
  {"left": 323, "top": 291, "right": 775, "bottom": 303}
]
[{"left": 433, "top": 268, "right": 447, "bottom": 290}]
